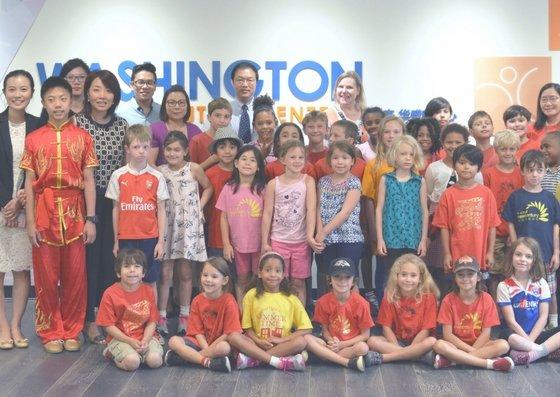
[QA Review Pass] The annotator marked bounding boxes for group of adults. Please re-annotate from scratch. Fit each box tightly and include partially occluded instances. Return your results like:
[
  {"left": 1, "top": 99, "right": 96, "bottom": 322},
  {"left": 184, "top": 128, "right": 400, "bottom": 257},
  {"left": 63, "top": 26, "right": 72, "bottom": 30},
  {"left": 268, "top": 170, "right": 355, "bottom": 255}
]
[{"left": 3, "top": 55, "right": 559, "bottom": 348}]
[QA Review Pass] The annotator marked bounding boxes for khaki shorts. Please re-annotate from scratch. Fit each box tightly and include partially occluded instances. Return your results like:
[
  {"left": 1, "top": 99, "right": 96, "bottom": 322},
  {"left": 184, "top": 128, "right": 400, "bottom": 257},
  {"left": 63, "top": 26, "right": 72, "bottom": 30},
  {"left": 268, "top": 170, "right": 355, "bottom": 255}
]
[
  {"left": 491, "top": 236, "right": 508, "bottom": 274},
  {"left": 106, "top": 337, "right": 163, "bottom": 364}
]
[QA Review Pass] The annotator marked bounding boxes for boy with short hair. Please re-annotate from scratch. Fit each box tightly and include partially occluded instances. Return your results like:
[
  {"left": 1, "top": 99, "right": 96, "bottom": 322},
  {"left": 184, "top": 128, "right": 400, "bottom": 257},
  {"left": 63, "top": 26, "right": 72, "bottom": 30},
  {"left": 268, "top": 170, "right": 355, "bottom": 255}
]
[
  {"left": 503, "top": 149, "right": 560, "bottom": 328},
  {"left": 105, "top": 125, "right": 169, "bottom": 293},
  {"left": 205, "top": 126, "right": 243, "bottom": 257},
  {"left": 468, "top": 111, "right": 498, "bottom": 170},
  {"left": 503, "top": 105, "right": 540, "bottom": 162},
  {"left": 189, "top": 98, "right": 232, "bottom": 169},
  {"left": 314, "top": 120, "right": 366, "bottom": 180},
  {"left": 482, "top": 130, "right": 523, "bottom": 298},
  {"left": 97, "top": 249, "right": 163, "bottom": 371},
  {"left": 302, "top": 110, "right": 329, "bottom": 164},
  {"left": 433, "top": 144, "right": 501, "bottom": 278},
  {"left": 540, "top": 131, "right": 560, "bottom": 194},
  {"left": 20, "top": 76, "right": 98, "bottom": 353}
]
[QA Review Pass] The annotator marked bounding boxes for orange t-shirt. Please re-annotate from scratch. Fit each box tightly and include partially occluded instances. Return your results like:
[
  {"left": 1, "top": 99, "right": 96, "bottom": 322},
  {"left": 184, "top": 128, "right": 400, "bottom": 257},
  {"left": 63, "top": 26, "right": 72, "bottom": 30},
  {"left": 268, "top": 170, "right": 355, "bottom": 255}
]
[
  {"left": 361, "top": 157, "right": 393, "bottom": 203},
  {"left": 264, "top": 160, "right": 317, "bottom": 181},
  {"left": 432, "top": 184, "right": 501, "bottom": 270},
  {"left": 205, "top": 165, "right": 232, "bottom": 248},
  {"left": 313, "top": 292, "right": 374, "bottom": 341},
  {"left": 527, "top": 122, "right": 560, "bottom": 142},
  {"left": 481, "top": 146, "right": 499, "bottom": 171},
  {"left": 306, "top": 146, "right": 328, "bottom": 165},
  {"left": 96, "top": 283, "right": 158, "bottom": 342},
  {"left": 516, "top": 138, "right": 542, "bottom": 163},
  {"left": 186, "top": 292, "right": 242, "bottom": 346},
  {"left": 437, "top": 291, "right": 500, "bottom": 345},
  {"left": 105, "top": 164, "right": 169, "bottom": 239},
  {"left": 189, "top": 132, "right": 214, "bottom": 165},
  {"left": 314, "top": 157, "right": 366, "bottom": 180},
  {"left": 377, "top": 293, "right": 437, "bottom": 343},
  {"left": 482, "top": 166, "right": 523, "bottom": 237}
]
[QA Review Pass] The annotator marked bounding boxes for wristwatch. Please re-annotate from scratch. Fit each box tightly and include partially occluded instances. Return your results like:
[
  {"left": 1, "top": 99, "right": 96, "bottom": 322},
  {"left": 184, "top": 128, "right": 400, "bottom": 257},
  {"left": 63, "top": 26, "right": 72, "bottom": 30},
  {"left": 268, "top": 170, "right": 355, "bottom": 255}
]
[{"left": 85, "top": 215, "right": 99, "bottom": 224}]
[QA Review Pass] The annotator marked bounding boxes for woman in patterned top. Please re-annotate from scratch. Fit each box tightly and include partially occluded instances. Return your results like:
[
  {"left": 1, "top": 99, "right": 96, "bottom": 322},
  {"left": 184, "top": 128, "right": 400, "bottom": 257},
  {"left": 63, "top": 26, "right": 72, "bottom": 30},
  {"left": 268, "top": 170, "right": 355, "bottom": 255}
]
[{"left": 75, "top": 69, "right": 128, "bottom": 344}]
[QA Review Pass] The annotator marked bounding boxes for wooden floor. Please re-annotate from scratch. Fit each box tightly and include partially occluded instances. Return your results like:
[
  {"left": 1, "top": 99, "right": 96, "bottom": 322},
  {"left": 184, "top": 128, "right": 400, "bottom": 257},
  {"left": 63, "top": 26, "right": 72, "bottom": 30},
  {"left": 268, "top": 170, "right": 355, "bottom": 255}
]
[{"left": 2, "top": 300, "right": 560, "bottom": 397}]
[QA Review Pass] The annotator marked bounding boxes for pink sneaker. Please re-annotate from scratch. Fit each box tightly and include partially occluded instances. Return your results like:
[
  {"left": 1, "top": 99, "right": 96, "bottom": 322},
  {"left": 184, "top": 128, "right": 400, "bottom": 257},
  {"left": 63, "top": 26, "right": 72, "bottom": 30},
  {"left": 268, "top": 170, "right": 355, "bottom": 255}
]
[
  {"left": 548, "top": 349, "right": 560, "bottom": 362},
  {"left": 236, "top": 352, "right": 260, "bottom": 370},
  {"left": 433, "top": 354, "right": 453, "bottom": 369},
  {"left": 509, "top": 350, "right": 530, "bottom": 365},
  {"left": 156, "top": 316, "right": 169, "bottom": 336},
  {"left": 279, "top": 354, "right": 306, "bottom": 371},
  {"left": 177, "top": 315, "right": 188, "bottom": 336}
]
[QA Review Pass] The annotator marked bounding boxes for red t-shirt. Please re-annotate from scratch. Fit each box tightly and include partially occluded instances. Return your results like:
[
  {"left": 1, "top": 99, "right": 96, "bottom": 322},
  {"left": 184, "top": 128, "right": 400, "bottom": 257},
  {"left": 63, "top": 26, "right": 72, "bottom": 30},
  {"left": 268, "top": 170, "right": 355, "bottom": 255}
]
[
  {"left": 432, "top": 184, "right": 501, "bottom": 270},
  {"left": 437, "top": 291, "right": 500, "bottom": 345},
  {"left": 189, "top": 132, "right": 214, "bottom": 165},
  {"left": 306, "top": 146, "right": 328, "bottom": 165},
  {"left": 313, "top": 292, "right": 374, "bottom": 341},
  {"left": 481, "top": 146, "right": 499, "bottom": 171},
  {"left": 186, "top": 292, "right": 242, "bottom": 346},
  {"left": 96, "top": 283, "right": 158, "bottom": 342},
  {"left": 264, "top": 160, "right": 317, "bottom": 181},
  {"left": 205, "top": 165, "right": 232, "bottom": 248},
  {"left": 376, "top": 293, "right": 437, "bottom": 343},
  {"left": 314, "top": 157, "right": 366, "bottom": 180},
  {"left": 482, "top": 166, "right": 524, "bottom": 237},
  {"left": 527, "top": 122, "right": 560, "bottom": 142},
  {"left": 516, "top": 138, "right": 542, "bottom": 163}
]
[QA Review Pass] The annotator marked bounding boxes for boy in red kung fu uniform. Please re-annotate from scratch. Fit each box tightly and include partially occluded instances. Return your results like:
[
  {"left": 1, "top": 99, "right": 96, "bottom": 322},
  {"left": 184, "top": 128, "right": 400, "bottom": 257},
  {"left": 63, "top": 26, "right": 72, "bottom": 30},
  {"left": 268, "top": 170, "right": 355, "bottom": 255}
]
[{"left": 20, "top": 77, "right": 98, "bottom": 353}]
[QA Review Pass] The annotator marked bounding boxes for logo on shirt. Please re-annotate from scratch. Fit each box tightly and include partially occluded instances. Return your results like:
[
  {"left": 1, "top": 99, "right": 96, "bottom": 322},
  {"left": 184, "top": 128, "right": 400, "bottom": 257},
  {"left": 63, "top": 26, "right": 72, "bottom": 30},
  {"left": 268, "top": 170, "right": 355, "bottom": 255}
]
[
  {"left": 259, "top": 308, "right": 283, "bottom": 338},
  {"left": 333, "top": 314, "right": 351, "bottom": 336},
  {"left": 146, "top": 180, "right": 153, "bottom": 190},
  {"left": 456, "top": 197, "right": 483, "bottom": 230},
  {"left": 120, "top": 180, "right": 128, "bottom": 187},
  {"left": 231, "top": 198, "right": 262, "bottom": 218},
  {"left": 517, "top": 201, "right": 549, "bottom": 222},
  {"left": 121, "top": 195, "right": 156, "bottom": 212},
  {"left": 457, "top": 312, "right": 483, "bottom": 335}
]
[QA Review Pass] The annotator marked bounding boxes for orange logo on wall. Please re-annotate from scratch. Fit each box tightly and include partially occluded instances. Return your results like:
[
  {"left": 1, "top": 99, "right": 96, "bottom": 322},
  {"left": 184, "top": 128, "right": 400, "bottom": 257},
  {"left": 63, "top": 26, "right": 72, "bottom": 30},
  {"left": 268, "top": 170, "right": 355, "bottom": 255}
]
[{"left": 474, "top": 57, "right": 551, "bottom": 129}]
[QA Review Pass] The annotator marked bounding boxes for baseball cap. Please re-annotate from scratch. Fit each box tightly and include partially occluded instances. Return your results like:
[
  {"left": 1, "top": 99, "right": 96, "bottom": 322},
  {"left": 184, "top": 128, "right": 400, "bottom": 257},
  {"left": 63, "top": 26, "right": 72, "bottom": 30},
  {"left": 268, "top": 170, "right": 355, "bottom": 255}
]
[
  {"left": 453, "top": 256, "right": 480, "bottom": 273},
  {"left": 209, "top": 126, "right": 243, "bottom": 153},
  {"left": 329, "top": 258, "right": 357, "bottom": 277}
]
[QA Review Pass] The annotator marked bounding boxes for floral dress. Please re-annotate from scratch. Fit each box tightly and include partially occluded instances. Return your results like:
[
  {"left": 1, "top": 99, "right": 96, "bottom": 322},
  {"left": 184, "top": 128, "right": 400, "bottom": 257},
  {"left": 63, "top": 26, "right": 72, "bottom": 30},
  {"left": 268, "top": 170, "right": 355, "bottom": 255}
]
[{"left": 160, "top": 163, "right": 207, "bottom": 261}]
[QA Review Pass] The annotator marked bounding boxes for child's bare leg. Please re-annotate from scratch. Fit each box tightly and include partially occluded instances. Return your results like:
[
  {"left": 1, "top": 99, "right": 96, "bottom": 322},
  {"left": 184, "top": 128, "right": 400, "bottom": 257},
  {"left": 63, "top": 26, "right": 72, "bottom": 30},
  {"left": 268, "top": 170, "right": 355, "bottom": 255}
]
[
  {"left": 469, "top": 339, "right": 509, "bottom": 359},
  {"left": 236, "top": 273, "right": 251, "bottom": 309},
  {"left": 0, "top": 273, "right": 11, "bottom": 341},
  {"left": 378, "top": 338, "right": 436, "bottom": 362},
  {"left": 337, "top": 341, "right": 369, "bottom": 358},
  {"left": 291, "top": 278, "right": 306, "bottom": 305},
  {"left": 228, "top": 332, "right": 273, "bottom": 363},
  {"left": 550, "top": 295, "right": 558, "bottom": 316},
  {"left": 158, "top": 260, "right": 174, "bottom": 312},
  {"left": 368, "top": 335, "right": 401, "bottom": 353},
  {"left": 177, "top": 259, "right": 193, "bottom": 307},
  {"left": 116, "top": 353, "right": 141, "bottom": 371},
  {"left": 304, "top": 335, "right": 354, "bottom": 366},
  {"left": 10, "top": 270, "right": 30, "bottom": 340},
  {"left": 169, "top": 336, "right": 231, "bottom": 364},
  {"left": 433, "top": 340, "right": 493, "bottom": 368},
  {"left": 266, "top": 335, "right": 307, "bottom": 357}
]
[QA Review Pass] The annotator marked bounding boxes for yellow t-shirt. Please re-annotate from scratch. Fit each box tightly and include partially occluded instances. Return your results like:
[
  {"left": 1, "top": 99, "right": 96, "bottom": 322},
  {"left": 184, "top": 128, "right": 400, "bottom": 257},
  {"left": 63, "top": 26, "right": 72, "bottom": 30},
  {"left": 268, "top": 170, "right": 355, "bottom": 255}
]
[
  {"left": 241, "top": 288, "right": 312, "bottom": 338},
  {"left": 361, "top": 158, "right": 393, "bottom": 202}
]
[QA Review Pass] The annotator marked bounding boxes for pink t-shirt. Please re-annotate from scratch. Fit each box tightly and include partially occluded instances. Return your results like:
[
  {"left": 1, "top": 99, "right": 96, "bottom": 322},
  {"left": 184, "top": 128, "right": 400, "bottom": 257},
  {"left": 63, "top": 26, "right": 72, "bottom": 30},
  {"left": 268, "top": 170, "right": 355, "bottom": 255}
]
[
  {"left": 216, "top": 184, "right": 264, "bottom": 253},
  {"left": 271, "top": 175, "right": 308, "bottom": 243}
]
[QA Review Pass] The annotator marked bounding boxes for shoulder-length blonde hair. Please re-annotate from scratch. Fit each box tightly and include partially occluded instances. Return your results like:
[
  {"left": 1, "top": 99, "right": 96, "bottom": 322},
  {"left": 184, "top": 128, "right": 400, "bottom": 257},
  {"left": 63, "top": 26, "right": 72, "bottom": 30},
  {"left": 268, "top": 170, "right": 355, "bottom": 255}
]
[
  {"left": 385, "top": 254, "right": 440, "bottom": 303},
  {"left": 386, "top": 135, "right": 424, "bottom": 174},
  {"left": 332, "top": 71, "right": 366, "bottom": 113}
]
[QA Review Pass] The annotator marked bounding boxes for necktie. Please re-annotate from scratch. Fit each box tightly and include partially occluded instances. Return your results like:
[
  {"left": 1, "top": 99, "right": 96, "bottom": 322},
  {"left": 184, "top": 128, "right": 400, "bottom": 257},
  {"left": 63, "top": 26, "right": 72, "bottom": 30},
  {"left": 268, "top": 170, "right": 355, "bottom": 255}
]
[{"left": 239, "top": 104, "right": 251, "bottom": 143}]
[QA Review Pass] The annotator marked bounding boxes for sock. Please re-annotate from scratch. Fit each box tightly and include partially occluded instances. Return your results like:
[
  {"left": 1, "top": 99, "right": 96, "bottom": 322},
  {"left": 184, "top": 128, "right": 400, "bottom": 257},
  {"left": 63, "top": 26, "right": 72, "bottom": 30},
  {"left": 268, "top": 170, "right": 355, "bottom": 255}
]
[
  {"left": 486, "top": 359, "right": 494, "bottom": 369},
  {"left": 159, "top": 310, "right": 167, "bottom": 318},
  {"left": 508, "top": 334, "right": 540, "bottom": 351},
  {"left": 528, "top": 344, "right": 549, "bottom": 363},
  {"left": 269, "top": 356, "right": 281, "bottom": 368},
  {"left": 180, "top": 305, "right": 190, "bottom": 316},
  {"left": 201, "top": 357, "right": 210, "bottom": 367},
  {"left": 549, "top": 314, "right": 558, "bottom": 327}
]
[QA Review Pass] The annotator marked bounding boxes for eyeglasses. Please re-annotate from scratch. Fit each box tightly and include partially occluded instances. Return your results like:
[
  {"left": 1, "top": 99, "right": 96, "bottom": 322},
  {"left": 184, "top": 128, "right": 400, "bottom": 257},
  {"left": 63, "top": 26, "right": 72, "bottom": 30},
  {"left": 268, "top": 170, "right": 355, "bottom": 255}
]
[
  {"left": 133, "top": 80, "right": 156, "bottom": 88},
  {"left": 65, "top": 75, "right": 87, "bottom": 83},
  {"left": 166, "top": 100, "right": 187, "bottom": 108},
  {"left": 540, "top": 96, "right": 560, "bottom": 104},
  {"left": 234, "top": 77, "right": 256, "bottom": 85}
]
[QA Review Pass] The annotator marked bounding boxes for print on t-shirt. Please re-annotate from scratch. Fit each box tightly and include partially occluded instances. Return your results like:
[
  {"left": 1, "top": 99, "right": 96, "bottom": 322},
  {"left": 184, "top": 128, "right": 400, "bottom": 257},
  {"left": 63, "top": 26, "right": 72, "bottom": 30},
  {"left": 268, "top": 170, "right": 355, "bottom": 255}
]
[
  {"left": 260, "top": 308, "right": 284, "bottom": 338},
  {"left": 122, "top": 299, "right": 152, "bottom": 337},
  {"left": 516, "top": 201, "right": 549, "bottom": 222}
]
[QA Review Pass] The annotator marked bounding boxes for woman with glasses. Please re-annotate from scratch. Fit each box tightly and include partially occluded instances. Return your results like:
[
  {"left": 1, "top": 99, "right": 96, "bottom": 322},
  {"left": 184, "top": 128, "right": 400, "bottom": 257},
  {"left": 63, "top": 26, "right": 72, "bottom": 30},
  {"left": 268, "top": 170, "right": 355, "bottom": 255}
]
[
  {"left": 149, "top": 85, "right": 201, "bottom": 166},
  {"left": 74, "top": 70, "right": 128, "bottom": 344},
  {"left": 530, "top": 83, "right": 560, "bottom": 142},
  {"left": 59, "top": 58, "right": 90, "bottom": 115}
]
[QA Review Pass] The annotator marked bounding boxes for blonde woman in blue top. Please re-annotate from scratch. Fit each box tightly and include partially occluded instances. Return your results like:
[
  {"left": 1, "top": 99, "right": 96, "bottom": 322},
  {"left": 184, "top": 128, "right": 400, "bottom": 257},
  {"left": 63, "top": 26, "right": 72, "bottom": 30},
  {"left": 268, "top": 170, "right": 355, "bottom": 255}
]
[{"left": 375, "top": 135, "right": 428, "bottom": 299}]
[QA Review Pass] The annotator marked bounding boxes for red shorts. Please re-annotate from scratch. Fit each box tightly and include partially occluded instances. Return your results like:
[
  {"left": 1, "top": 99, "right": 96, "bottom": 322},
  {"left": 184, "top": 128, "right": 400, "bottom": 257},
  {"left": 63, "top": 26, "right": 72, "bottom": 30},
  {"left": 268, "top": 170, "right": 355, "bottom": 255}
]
[
  {"left": 271, "top": 240, "right": 311, "bottom": 279},
  {"left": 234, "top": 250, "right": 260, "bottom": 276}
]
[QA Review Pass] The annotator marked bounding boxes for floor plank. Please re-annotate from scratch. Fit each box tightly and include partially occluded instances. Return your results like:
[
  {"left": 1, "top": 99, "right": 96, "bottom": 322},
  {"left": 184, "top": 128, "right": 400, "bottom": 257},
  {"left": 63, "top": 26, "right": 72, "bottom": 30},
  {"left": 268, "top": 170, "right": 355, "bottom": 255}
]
[
  {"left": 415, "top": 362, "right": 462, "bottom": 397},
  {"left": 156, "top": 366, "right": 206, "bottom": 397},
  {"left": 485, "top": 366, "right": 536, "bottom": 396},
  {"left": 379, "top": 362, "right": 422, "bottom": 397},
  {"left": 515, "top": 361, "right": 560, "bottom": 395},
  {"left": 346, "top": 365, "right": 385, "bottom": 396},
  {"left": 233, "top": 366, "right": 278, "bottom": 397},
  {"left": 82, "top": 362, "right": 135, "bottom": 396},
  {"left": 309, "top": 363, "right": 347, "bottom": 397},
  {"left": 449, "top": 367, "right": 502, "bottom": 397}
]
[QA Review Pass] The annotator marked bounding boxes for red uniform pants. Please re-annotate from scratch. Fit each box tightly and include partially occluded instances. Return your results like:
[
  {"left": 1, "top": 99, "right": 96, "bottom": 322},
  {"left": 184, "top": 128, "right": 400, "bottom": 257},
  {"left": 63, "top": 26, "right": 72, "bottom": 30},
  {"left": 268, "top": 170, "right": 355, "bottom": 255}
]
[{"left": 32, "top": 239, "right": 86, "bottom": 343}]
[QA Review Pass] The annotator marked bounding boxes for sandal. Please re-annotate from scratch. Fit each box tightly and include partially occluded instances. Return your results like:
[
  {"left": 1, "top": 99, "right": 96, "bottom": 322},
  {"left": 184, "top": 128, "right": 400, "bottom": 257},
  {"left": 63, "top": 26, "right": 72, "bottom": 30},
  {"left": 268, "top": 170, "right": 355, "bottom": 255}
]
[
  {"left": 14, "top": 338, "right": 29, "bottom": 348},
  {"left": 0, "top": 339, "right": 14, "bottom": 350},
  {"left": 88, "top": 334, "right": 106, "bottom": 345}
]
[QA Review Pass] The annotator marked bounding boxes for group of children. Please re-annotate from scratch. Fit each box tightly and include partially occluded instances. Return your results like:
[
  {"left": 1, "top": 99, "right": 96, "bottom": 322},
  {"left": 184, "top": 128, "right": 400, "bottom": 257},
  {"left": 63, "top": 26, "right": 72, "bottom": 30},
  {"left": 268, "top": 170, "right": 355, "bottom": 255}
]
[{"left": 11, "top": 73, "right": 560, "bottom": 373}]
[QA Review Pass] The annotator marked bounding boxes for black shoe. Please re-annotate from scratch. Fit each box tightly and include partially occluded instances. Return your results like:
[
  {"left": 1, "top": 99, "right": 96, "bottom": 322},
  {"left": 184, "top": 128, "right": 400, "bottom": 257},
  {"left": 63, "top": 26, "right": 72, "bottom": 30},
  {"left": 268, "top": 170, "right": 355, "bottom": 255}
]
[
  {"left": 347, "top": 356, "right": 365, "bottom": 372},
  {"left": 364, "top": 351, "right": 383, "bottom": 367},
  {"left": 164, "top": 349, "right": 189, "bottom": 366},
  {"left": 208, "top": 356, "right": 231, "bottom": 372}
]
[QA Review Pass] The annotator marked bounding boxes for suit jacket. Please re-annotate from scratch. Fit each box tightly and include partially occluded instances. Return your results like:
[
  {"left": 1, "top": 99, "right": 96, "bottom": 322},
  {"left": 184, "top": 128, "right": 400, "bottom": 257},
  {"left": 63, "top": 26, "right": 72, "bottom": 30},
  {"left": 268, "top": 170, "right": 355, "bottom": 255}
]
[{"left": 0, "top": 108, "right": 41, "bottom": 207}]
